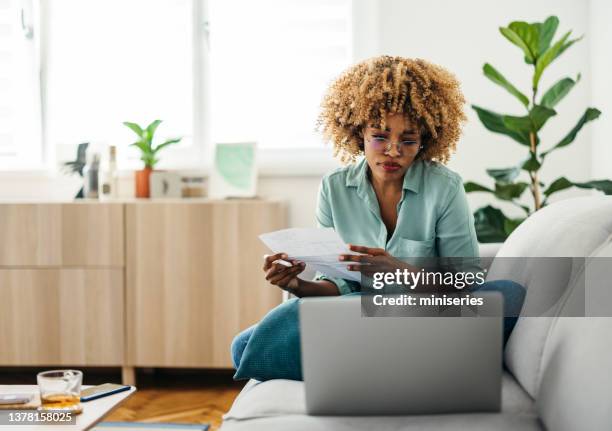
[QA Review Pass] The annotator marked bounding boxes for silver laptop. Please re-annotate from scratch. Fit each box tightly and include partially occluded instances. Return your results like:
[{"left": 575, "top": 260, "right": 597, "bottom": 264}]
[{"left": 300, "top": 293, "right": 502, "bottom": 416}]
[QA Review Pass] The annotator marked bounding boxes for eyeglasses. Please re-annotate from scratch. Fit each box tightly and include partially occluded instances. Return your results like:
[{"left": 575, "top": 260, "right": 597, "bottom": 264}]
[{"left": 367, "top": 135, "right": 421, "bottom": 154}]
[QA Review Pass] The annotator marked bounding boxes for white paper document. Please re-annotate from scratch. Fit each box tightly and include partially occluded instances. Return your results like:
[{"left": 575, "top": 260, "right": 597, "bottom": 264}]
[{"left": 259, "top": 228, "right": 361, "bottom": 282}]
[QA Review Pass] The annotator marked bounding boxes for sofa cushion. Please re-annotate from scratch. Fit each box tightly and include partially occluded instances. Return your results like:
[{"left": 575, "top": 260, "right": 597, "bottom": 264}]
[
  {"left": 486, "top": 197, "right": 612, "bottom": 397},
  {"left": 535, "top": 240, "right": 612, "bottom": 431},
  {"left": 221, "top": 372, "right": 539, "bottom": 430}
]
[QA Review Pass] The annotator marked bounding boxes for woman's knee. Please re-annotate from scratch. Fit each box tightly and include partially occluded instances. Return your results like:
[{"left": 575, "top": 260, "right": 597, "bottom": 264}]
[
  {"left": 231, "top": 325, "right": 256, "bottom": 369},
  {"left": 474, "top": 279, "right": 526, "bottom": 345},
  {"left": 477, "top": 280, "right": 525, "bottom": 312}
]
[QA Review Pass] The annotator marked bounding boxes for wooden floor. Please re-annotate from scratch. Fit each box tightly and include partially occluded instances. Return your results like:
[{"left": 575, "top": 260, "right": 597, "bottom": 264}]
[{"left": 0, "top": 367, "right": 245, "bottom": 431}]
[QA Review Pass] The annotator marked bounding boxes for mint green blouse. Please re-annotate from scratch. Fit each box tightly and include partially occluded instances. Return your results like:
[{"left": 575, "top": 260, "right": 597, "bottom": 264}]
[{"left": 315, "top": 158, "right": 479, "bottom": 295}]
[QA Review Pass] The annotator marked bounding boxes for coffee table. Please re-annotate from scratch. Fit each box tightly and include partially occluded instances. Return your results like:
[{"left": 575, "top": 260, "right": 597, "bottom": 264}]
[{"left": 0, "top": 385, "right": 136, "bottom": 430}]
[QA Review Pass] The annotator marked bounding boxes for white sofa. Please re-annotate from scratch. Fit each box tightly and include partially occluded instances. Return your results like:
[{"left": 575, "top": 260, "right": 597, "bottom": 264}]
[{"left": 221, "top": 196, "right": 612, "bottom": 431}]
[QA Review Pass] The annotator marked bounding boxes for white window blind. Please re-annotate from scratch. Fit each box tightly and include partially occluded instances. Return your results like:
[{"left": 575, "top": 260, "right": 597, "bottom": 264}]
[
  {"left": 0, "top": 0, "right": 42, "bottom": 169},
  {"left": 46, "top": 0, "right": 199, "bottom": 169},
  {"left": 209, "top": 0, "right": 352, "bottom": 149}
]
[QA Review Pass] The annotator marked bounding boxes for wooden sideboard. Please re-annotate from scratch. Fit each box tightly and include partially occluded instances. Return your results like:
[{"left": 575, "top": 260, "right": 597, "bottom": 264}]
[{"left": 0, "top": 200, "right": 286, "bottom": 384}]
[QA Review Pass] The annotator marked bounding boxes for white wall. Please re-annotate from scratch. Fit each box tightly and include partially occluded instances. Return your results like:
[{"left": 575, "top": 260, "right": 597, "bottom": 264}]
[
  {"left": 0, "top": 0, "right": 608, "bottom": 229},
  {"left": 589, "top": 0, "right": 612, "bottom": 179}
]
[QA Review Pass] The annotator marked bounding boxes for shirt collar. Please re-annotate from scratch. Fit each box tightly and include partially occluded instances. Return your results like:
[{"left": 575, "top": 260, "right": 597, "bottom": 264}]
[{"left": 345, "top": 158, "right": 423, "bottom": 194}]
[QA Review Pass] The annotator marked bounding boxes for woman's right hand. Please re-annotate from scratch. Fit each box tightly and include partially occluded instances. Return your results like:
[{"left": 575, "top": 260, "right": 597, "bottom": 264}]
[{"left": 263, "top": 252, "right": 306, "bottom": 293}]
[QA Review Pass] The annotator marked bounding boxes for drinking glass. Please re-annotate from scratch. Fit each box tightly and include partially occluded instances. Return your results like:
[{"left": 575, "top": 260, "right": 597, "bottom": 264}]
[{"left": 37, "top": 370, "right": 82, "bottom": 413}]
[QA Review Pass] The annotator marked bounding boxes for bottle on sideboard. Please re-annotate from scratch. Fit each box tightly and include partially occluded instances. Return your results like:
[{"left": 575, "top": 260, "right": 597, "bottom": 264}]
[
  {"left": 83, "top": 153, "right": 100, "bottom": 199},
  {"left": 99, "top": 145, "right": 119, "bottom": 200}
]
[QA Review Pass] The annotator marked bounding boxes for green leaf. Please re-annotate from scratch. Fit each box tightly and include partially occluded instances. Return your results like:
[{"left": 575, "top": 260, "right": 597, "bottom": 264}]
[
  {"left": 153, "top": 137, "right": 182, "bottom": 154},
  {"left": 501, "top": 114, "right": 531, "bottom": 134},
  {"left": 544, "top": 177, "right": 573, "bottom": 197},
  {"left": 499, "top": 26, "right": 536, "bottom": 64},
  {"left": 130, "top": 140, "right": 152, "bottom": 155},
  {"left": 533, "top": 31, "right": 582, "bottom": 90},
  {"left": 533, "top": 31, "right": 570, "bottom": 88},
  {"left": 544, "top": 178, "right": 612, "bottom": 200},
  {"left": 472, "top": 105, "right": 531, "bottom": 145},
  {"left": 494, "top": 182, "right": 529, "bottom": 201},
  {"left": 507, "top": 21, "right": 539, "bottom": 63},
  {"left": 556, "top": 35, "right": 582, "bottom": 59},
  {"left": 473, "top": 205, "right": 511, "bottom": 243},
  {"left": 123, "top": 122, "right": 144, "bottom": 137},
  {"left": 486, "top": 167, "right": 520, "bottom": 184},
  {"left": 521, "top": 152, "right": 541, "bottom": 171},
  {"left": 502, "top": 17, "right": 559, "bottom": 64},
  {"left": 529, "top": 105, "right": 557, "bottom": 131},
  {"left": 464, "top": 181, "right": 493, "bottom": 193},
  {"left": 473, "top": 105, "right": 555, "bottom": 146},
  {"left": 502, "top": 105, "right": 555, "bottom": 135},
  {"left": 146, "top": 120, "right": 162, "bottom": 140},
  {"left": 140, "top": 151, "right": 158, "bottom": 168},
  {"left": 573, "top": 180, "right": 612, "bottom": 195},
  {"left": 542, "top": 108, "right": 601, "bottom": 157},
  {"left": 537, "top": 16, "right": 559, "bottom": 54},
  {"left": 540, "top": 74, "right": 580, "bottom": 108},
  {"left": 483, "top": 63, "right": 529, "bottom": 107}
]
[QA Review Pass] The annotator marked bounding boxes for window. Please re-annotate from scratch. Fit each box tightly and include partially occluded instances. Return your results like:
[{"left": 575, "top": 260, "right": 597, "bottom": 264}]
[
  {"left": 46, "top": 0, "right": 198, "bottom": 169},
  {"left": 2, "top": 0, "right": 353, "bottom": 171},
  {"left": 209, "top": 0, "right": 352, "bottom": 149},
  {"left": 0, "top": 0, "right": 43, "bottom": 170}
]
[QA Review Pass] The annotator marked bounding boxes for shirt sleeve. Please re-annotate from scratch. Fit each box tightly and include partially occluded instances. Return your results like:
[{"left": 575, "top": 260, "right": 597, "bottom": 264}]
[
  {"left": 436, "top": 180, "right": 480, "bottom": 258},
  {"left": 435, "top": 180, "right": 483, "bottom": 289},
  {"left": 314, "top": 178, "right": 360, "bottom": 295}
]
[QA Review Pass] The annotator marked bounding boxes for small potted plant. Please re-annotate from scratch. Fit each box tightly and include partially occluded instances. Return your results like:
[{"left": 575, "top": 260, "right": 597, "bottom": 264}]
[{"left": 123, "top": 120, "right": 181, "bottom": 198}]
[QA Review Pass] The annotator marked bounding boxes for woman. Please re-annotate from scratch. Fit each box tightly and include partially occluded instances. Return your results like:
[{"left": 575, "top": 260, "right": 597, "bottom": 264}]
[
  {"left": 265, "top": 56, "right": 478, "bottom": 295},
  {"left": 233, "top": 56, "right": 524, "bottom": 374}
]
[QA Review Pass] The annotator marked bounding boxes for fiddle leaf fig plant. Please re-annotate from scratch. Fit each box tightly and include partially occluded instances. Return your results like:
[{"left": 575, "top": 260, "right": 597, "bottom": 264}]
[
  {"left": 123, "top": 119, "right": 182, "bottom": 169},
  {"left": 466, "top": 16, "right": 611, "bottom": 243}
]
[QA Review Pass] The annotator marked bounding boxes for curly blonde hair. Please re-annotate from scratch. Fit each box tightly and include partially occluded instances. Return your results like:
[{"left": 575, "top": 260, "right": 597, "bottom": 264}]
[{"left": 317, "top": 56, "right": 466, "bottom": 164}]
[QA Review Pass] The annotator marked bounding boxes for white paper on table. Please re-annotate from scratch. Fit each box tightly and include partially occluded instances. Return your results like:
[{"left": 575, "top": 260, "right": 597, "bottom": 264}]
[{"left": 259, "top": 228, "right": 361, "bottom": 282}]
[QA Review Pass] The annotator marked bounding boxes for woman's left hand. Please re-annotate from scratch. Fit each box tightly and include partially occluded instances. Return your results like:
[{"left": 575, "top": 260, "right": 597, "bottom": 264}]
[{"left": 339, "top": 244, "right": 410, "bottom": 276}]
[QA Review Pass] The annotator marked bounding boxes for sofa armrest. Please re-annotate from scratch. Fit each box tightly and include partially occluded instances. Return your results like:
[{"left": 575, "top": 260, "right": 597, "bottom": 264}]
[
  {"left": 479, "top": 242, "right": 503, "bottom": 259},
  {"left": 478, "top": 243, "right": 503, "bottom": 272}
]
